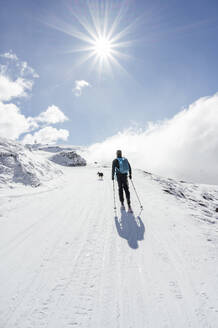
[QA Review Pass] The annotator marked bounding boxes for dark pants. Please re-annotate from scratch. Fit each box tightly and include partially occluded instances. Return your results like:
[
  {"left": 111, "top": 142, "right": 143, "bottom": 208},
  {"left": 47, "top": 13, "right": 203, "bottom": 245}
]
[{"left": 117, "top": 174, "right": 131, "bottom": 205}]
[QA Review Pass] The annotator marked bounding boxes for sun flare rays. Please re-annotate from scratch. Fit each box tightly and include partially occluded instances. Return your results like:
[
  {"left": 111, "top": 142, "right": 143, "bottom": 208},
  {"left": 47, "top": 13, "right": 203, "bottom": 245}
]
[{"left": 47, "top": 0, "right": 137, "bottom": 75}]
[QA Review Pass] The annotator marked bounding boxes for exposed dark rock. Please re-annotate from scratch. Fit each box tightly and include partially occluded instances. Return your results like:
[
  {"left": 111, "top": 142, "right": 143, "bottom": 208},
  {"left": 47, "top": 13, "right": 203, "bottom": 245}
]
[
  {"left": 50, "top": 151, "right": 86, "bottom": 167},
  {"left": 199, "top": 202, "right": 207, "bottom": 207}
]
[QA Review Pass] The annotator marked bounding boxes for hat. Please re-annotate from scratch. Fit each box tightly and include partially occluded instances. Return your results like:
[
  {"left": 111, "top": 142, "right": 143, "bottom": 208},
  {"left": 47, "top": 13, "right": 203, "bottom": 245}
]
[{"left": 116, "top": 150, "right": 122, "bottom": 157}]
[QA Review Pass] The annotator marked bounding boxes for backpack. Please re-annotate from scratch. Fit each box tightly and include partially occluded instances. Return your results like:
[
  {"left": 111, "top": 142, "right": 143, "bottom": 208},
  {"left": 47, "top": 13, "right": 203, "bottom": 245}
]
[{"left": 116, "top": 157, "right": 129, "bottom": 174}]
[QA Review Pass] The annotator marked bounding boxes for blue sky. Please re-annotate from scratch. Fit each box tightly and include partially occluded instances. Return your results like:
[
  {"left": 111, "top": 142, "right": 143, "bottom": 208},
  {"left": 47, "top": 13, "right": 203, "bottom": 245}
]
[{"left": 1, "top": 0, "right": 218, "bottom": 145}]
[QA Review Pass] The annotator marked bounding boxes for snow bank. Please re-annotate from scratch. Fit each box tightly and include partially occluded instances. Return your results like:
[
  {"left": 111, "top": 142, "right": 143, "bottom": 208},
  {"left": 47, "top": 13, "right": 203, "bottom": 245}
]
[
  {"left": 0, "top": 138, "right": 62, "bottom": 188},
  {"left": 145, "top": 171, "right": 218, "bottom": 224},
  {"left": 25, "top": 144, "right": 79, "bottom": 153},
  {"left": 50, "top": 151, "right": 86, "bottom": 167},
  {"left": 38, "top": 145, "right": 76, "bottom": 153}
]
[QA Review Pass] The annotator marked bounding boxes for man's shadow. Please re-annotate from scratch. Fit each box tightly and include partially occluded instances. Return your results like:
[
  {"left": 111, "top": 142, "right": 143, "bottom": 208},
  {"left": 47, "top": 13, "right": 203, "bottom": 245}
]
[{"left": 114, "top": 209, "right": 145, "bottom": 249}]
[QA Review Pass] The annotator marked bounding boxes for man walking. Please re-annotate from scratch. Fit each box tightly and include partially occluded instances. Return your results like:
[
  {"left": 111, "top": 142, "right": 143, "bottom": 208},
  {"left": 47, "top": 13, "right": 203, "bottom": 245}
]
[{"left": 112, "top": 150, "right": 132, "bottom": 212}]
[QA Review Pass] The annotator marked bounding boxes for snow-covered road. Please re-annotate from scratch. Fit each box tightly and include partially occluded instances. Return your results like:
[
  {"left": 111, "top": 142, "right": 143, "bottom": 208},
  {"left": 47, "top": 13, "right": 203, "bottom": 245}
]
[{"left": 0, "top": 166, "right": 218, "bottom": 327}]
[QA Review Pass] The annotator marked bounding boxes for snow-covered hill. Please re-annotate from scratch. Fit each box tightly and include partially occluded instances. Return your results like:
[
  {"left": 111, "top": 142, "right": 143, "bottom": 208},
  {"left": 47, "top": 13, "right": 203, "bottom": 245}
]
[
  {"left": 0, "top": 147, "right": 218, "bottom": 328},
  {"left": 0, "top": 138, "right": 62, "bottom": 187},
  {"left": 0, "top": 139, "right": 86, "bottom": 188},
  {"left": 144, "top": 170, "right": 218, "bottom": 224}
]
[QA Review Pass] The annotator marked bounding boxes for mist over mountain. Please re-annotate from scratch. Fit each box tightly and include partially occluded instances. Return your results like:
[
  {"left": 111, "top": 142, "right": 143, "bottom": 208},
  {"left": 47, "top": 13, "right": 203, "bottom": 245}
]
[{"left": 86, "top": 93, "right": 218, "bottom": 185}]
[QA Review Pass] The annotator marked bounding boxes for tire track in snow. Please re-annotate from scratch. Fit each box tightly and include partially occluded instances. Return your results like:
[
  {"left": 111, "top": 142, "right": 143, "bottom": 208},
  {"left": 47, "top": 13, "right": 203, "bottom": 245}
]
[
  {"left": 46, "top": 172, "right": 112, "bottom": 327},
  {"left": 1, "top": 166, "right": 218, "bottom": 328},
  {"left": 136, "top": 170, "right": 217, "bottom": 328},
  {"left": 2, "top": 195, "right": 80, "bottom": 327},
  {"left": 1, "top": 169, "right": 95, "bottom": 327}
]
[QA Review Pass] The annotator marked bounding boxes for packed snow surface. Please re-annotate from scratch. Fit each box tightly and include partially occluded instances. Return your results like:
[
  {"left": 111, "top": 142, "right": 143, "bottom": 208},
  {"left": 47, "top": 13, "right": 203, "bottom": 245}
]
[{"left": 0, "top": 156, "right": 218, "bottom": 327}]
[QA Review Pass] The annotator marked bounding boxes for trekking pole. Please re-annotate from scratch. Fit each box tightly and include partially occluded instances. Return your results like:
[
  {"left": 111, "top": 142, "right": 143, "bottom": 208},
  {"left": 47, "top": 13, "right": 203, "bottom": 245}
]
[
  {"left": 130, "top": 179, "right": 143, "bottom": 210},
  {"left": 112, "top": 180, "right": 117, "bottom": 215}
]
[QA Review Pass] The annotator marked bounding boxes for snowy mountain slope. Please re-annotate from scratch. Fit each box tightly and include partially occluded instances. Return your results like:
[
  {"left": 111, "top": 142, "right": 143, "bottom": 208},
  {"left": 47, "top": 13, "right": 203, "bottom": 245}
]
[
  {"left": 0, "top": 139, "right": 87, "bottom": 188},
  {"left": 50, "top": 151, "right": 86, "bottom": 167},
  {"left": 0, "top": 164, "right": 218, "bottom": 328},
  {"left": 30, "top": 144, "right": 82, "bottom": 153},
  {"left": 144, "top": 171, "right": 218, "bottom": 224},
  {"left": 0, "top": 138, "right": 62, "bottom": 188}
]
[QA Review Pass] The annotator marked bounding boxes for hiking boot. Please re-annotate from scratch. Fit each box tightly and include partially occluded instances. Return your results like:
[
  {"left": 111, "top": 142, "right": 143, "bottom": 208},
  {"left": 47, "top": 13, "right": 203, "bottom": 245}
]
[{"left": 128, "top": 204, "right": 133, "bottom": 213}]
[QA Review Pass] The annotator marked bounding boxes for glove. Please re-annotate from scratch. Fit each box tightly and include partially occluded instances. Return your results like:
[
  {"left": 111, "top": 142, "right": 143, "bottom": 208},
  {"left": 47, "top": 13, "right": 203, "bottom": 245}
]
[
  {"left": 129, "top": 175, "right": 132, "bottom": 180},
  {"left": 112, "top": 177, "right": 114, "bottom": 181}
]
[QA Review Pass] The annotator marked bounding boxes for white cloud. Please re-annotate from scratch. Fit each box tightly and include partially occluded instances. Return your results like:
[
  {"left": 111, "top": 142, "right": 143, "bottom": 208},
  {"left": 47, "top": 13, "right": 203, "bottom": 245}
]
[
  {"left": 20, "top": 61, "right": 39, "bottom": 79},
  {"left": 0, "top": 101, "right": 31, "bottom": 139},
  {"left": 36, "top": 105, "right": 68, "bottom": 124},
  {"left": 0, "top": 75, "right": 33, "bottom": 101},
  {"left": 0, "top": 102, "right": 69, "bottom": 141},
  {"left": 0, "top": 65, "right": 7, "bottom": 75},
  {"left": 0, "top": 51, "right": 36, "bottom": 102},
  {"left": 73, "top": 80, "right": 90, "bottom": 96},
  {"left": 0, "top": 51, "right": 69, "bottom": 144},
  {"left": 0, "top": 51, "right": 18, "bottom": 61},
  {"left": 0, "top": 50, "right": 39, "bottom": 81},
  {"left": 86, "top": 93, "right": 218, "bottom": 184},
  {"left": 22, "top": 127, "right": 69, "bottom": 144}
]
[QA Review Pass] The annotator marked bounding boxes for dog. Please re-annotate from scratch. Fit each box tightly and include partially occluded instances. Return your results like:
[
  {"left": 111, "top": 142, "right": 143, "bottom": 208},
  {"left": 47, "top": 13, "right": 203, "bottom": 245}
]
[{"left": 97, "top": 172, "right": 104, "bottom": 179}]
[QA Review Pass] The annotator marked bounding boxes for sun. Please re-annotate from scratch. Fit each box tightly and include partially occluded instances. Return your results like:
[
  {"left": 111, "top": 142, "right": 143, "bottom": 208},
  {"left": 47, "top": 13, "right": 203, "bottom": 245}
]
[
  {"left": 48, "top": 0, "right": 136, "bottom": 75},
  {"left": 66, "top": 0, "right": 135, "bottom": 74},
  {"left": 93, "top": 37, "right": 112, "bottom": 58}
]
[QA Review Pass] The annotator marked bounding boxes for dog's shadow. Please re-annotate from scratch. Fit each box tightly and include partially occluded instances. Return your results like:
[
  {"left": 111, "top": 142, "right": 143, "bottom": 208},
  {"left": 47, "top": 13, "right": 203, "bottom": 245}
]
[{"left": 114, "top": 209, "right": 145, "bottom": 249}]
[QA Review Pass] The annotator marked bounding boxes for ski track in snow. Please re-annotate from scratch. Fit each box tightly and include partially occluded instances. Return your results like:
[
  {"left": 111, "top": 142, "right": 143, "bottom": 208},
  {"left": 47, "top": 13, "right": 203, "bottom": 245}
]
[{"left": 0, "top": 166, "right": 218, "bottom": 328}]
